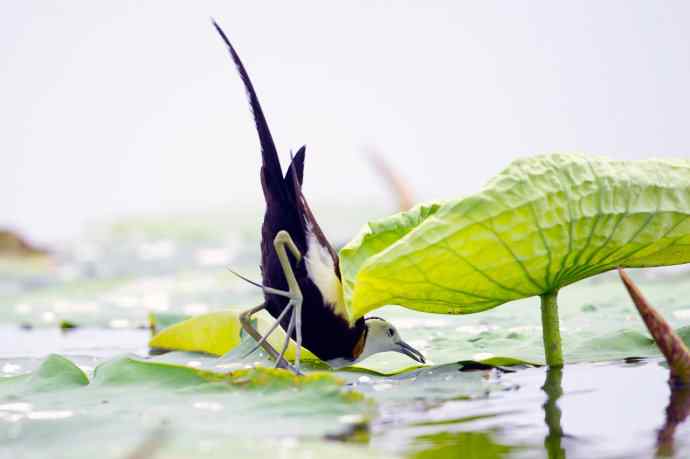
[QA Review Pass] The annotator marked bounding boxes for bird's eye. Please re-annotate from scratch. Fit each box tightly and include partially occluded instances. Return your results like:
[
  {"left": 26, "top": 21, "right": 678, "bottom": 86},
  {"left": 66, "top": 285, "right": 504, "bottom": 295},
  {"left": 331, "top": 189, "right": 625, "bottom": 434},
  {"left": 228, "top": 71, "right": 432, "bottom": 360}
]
[{"left": 387, "top": 328, "right": 395, "bottom": 337}]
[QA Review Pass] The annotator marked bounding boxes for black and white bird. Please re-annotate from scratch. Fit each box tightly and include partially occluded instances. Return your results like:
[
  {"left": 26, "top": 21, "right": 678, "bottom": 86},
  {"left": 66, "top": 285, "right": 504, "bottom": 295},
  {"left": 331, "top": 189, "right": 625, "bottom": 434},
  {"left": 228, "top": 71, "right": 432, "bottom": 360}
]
[{"left": 213, "top": 22, "right": 425, "bottom": 374}]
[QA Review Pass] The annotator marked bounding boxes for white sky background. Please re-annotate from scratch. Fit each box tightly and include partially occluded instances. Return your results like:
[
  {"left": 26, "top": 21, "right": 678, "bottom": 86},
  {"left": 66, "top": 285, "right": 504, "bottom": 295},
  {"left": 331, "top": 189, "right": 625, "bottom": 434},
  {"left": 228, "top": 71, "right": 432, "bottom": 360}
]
[{"left": 2, "top": 1, "right": 690, "bottom": 243}]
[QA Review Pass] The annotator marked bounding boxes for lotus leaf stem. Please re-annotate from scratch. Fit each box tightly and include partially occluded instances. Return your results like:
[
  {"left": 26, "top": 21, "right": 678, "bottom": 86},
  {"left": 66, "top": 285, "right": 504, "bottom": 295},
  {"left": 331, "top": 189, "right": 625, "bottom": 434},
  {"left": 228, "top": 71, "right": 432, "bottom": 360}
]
[{"left": 540, "top": 290, "right": 563, "bottom": 368}]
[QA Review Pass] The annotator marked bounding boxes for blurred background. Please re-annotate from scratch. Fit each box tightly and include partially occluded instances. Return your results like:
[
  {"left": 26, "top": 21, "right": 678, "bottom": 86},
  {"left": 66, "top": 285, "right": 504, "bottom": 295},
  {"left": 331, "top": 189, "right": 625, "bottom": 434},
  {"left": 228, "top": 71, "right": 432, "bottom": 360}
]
[
  {"left": 3, "top": 1, "right": 690, "bottom": 245},
  {"left": 4, "top": 5, "right": 690, "bottom": 458}
]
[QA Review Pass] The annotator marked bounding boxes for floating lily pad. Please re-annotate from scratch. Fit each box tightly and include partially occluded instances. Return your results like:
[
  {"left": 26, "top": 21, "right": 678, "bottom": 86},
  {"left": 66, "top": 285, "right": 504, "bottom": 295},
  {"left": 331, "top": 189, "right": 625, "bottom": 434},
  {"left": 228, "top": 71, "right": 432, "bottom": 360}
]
[
  {"left": 149, "top": 311, "right": 242, "bottom": 356},
  {"left": 149, "top": 309, "right": 321, "bottom": 362},
  {"left": 0, "top": 354, "right": 374, "bottom": 459},
  {"left": 0, "top": 354, "right": 88, "bottom": 396}
]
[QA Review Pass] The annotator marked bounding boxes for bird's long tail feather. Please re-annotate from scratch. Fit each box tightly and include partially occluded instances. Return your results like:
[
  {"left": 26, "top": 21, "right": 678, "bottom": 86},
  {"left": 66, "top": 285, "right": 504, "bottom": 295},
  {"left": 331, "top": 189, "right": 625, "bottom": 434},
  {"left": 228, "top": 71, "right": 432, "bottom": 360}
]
[{"left": 212, "top": 20, "right": 286, "bottom": 204}]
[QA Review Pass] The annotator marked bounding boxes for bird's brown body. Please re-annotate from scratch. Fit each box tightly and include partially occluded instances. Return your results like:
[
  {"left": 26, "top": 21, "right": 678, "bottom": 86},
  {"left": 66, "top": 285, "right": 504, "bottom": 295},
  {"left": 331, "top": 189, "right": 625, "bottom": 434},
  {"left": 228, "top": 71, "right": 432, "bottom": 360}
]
[{"left": 259, "top": 158, "right": 367, "bottom": 362}]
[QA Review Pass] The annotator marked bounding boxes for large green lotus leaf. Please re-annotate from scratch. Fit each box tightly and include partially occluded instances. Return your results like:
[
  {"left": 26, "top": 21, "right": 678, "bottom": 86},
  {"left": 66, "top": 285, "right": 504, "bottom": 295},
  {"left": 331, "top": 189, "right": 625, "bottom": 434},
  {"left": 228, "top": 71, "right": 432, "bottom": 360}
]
[
  {"left": 0, "top": 353, "right": 515, "bottom": 459},
  {"left": 341, "top": 154, "right": 690, "bottom": 319},
  {"left": 0, "top": 354, "right": 377, "bottom": 459}
]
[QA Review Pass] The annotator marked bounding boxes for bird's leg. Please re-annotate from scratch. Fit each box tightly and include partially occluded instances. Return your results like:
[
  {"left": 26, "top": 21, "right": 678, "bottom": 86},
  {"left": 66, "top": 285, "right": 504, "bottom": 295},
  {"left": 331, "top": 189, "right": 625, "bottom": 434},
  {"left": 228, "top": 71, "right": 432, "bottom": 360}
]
[
  {"left": 241, "top": 300, "right": 293, "bottom": 358},
  {"left": 271, "top": 230, "right": 304, "bottom": 373},
  {"left": 239, "top": 302, "right": 297, "bottom": 372},
  {"left": 235, "top": 230, "right": 304, "bottom": 374},
  {"left": 275, "top": 301, "right": 297, "bottom": 369},
  {"left": 239, "top": 303, "right": 281, "bottom": 363},
  {"left": 295, "top": 289, "right": 302, "bottom": 371}
]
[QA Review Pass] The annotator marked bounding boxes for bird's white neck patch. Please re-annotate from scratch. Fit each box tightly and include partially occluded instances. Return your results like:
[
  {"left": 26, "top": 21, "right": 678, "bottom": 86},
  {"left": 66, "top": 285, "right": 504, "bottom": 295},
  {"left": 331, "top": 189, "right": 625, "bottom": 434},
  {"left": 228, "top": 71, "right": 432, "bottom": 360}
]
[
  {"left": 357, "top": 326, "right": 397, "bottom": 363},
  {"left": 304, "top": 225, "right": 346, "bottom": 318}
]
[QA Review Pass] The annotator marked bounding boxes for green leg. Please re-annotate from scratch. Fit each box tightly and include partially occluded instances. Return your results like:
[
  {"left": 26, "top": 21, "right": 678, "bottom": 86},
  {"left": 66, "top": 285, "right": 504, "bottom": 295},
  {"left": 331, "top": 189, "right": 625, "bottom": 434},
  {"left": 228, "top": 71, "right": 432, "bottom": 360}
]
[
  {"left": 272, "top": 230, "right": 304, "bottom": 372},
  {"left": 236, "top": 231, "right": 304, "bottom": 375},
  {"left": 275, "top": 302, "right": 297, "bottom": 369},
  {"left": 241, "top": 301, "right": 294, "bottom": 358},
  {"left": 239, "top": 303, "right": 297, "bottom": 372}
]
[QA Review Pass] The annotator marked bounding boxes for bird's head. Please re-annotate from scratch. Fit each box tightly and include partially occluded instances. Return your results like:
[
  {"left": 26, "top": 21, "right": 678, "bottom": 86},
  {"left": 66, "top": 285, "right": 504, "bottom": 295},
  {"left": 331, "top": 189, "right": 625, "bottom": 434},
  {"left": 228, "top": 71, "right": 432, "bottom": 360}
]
[{"left": 355, "top": 317, "right": 426, "bottom": 365}]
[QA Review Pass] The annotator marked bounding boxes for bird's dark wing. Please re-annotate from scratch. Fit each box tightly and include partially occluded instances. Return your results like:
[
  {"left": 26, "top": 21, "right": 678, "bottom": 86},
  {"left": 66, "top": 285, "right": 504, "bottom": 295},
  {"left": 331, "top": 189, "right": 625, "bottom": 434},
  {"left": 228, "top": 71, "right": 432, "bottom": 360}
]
[
  {"left": 285, "top": 146, "right": 305, "bottom": 186},
  {"left": 284, "top": 145, "right": 305, "bottom": 203},
  {"left": 285, "top": 148, "right": 340, "bottom": 271}
]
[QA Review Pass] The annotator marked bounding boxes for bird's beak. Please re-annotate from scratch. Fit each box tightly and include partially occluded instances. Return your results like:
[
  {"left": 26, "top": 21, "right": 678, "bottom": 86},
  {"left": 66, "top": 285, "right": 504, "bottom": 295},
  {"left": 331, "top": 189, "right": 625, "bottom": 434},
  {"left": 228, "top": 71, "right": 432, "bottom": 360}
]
[{"left": 396, "top": 340, "right": 426, "bottom": 364}]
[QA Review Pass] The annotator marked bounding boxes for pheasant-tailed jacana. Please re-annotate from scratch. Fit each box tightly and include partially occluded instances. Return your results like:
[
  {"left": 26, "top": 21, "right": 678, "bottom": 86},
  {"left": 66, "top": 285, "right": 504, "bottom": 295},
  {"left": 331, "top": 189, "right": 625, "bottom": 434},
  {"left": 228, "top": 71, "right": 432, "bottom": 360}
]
[{"left": 213, "top": 22, "right": 425, "bottom": 374}]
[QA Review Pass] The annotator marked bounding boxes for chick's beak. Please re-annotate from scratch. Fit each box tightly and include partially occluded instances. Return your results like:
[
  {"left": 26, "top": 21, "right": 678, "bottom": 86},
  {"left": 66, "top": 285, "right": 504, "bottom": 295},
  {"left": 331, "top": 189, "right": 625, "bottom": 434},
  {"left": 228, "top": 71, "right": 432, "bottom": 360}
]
[{"left": 396, "top": 340, "right": 426, "bottom": 364}]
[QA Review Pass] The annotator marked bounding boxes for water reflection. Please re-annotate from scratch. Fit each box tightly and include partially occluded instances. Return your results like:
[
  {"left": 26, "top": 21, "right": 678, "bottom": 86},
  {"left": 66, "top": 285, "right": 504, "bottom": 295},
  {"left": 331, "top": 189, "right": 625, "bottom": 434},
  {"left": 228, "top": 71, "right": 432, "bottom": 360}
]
[
  {"left": 542, "top": 367, "right": 566, "bottom": 459},
  {"left": 657, "top": 386, "right": 690, "bottom": 457}
]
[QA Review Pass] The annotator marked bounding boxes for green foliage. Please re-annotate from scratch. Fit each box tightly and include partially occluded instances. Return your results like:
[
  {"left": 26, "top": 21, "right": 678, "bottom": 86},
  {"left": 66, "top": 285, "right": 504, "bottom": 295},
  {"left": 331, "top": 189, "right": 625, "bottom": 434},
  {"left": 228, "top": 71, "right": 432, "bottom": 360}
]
[
  {"left": 340, "top": 154, "right": 690, "bottom": 319},
  {"left": 409, "top": 431, "right": 515, "bottom": 459},
  {"left": 149, "top": 310, "right": 320, "bottom": 361},
  {"left": 149, "top": 311, "right": 242, "bottom": 356},
  {"left": 0, "top": 354, "right": 88, "bottom": 396},
  {"left": 0, "top": 354, "right": 373, "bottom": 459}
]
